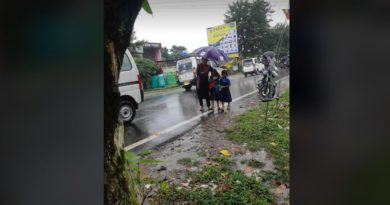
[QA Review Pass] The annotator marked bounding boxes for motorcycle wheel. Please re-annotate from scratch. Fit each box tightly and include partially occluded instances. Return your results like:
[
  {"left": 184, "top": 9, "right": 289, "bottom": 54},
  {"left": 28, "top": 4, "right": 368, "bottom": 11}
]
[{"left": 259, "top": 84, "right": 270, "bottom": 99}]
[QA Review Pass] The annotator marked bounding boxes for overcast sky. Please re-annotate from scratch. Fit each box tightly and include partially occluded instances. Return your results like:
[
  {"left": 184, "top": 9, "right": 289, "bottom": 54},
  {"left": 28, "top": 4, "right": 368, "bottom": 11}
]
[{"left": 134, "top": 0, "right": 289, "bottom": 52}]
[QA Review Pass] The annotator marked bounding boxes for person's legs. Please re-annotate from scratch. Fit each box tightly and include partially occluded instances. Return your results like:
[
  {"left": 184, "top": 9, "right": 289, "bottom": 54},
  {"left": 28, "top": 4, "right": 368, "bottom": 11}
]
[
  {"left": 197, "top": 90, "right": 204, "bottom": 111},
  {"left": 209, "top": 90, "right": 214, "bottom": 109},
  {"left": 227, "top": 102, "right": 230, "bottom": 110},
  {"left": 199, "top": 98, "right": 203, "bottom": 106},
  {"left": 205, "top": 93, "right": 211, "bottom": 109}
]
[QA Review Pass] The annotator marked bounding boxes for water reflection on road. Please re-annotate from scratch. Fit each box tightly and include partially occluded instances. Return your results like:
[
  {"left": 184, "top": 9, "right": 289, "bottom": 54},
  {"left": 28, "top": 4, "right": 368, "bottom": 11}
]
[{"left": 124, "top": 71, "right": 288, "bottom": 146}]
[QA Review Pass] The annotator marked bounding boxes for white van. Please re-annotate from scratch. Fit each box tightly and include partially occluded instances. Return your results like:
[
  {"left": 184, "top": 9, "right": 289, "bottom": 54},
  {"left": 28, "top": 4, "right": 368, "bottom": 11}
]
[
  {"left": 176, "top": 57, "right": 200, "bottom": 91},
  {"left": 242, "top": 58, "right": 264, "bottom": 77},
  {"left": 118, "top": 50, "right": 144, "bottom": 123},
  {"left": 176, "top": 57, "right": 221, "bottom": 91}
]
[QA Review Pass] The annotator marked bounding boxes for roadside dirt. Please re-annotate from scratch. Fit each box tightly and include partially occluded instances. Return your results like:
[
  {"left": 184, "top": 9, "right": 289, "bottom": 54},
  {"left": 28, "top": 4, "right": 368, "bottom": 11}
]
[{"left": 141, "top": 76, "right": 290, "bottom": 204}]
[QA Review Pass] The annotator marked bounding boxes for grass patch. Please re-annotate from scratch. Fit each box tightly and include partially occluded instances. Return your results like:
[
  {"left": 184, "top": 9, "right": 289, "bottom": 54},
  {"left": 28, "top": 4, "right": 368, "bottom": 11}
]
[
  {"left": 177, "top": 157, "right": 200, "bottom": 167},
  {"left": 228, "top": 90, "right": 290, "bottom": 184},
  {"left": 211, "top": 156, "right": 234, "bottom": 168},
  {"left": 155, "top": 165, "right": 274, "bottom": 205}
]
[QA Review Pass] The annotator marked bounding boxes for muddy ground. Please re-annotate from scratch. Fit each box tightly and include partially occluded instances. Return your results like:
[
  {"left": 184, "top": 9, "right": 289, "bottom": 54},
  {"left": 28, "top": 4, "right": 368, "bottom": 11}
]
[{"left": 140, "top": 77, "right": 289, "bottom": 204}]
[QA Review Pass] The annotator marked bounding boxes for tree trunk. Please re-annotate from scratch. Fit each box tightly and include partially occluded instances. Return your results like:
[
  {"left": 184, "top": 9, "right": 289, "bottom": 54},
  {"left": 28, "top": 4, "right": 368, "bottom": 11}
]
[{"left": 104, "top": 0, "right": 143, "bottom": 204}]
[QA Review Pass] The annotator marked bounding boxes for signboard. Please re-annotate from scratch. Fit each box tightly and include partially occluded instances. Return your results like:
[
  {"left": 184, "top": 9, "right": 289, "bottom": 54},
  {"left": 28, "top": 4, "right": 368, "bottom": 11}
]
[
  {"left": 207, "top": 22, "right": 239, "bottom": 58},
  {"left": 144, "top": 43, "right": 161, "bottom": 48}
]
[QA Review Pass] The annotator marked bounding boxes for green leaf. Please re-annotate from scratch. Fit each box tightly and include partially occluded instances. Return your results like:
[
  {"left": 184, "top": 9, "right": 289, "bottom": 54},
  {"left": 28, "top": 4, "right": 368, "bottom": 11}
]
[
  {"left": 142, "top": 0, "right": 153, "bottom": 15},
  {"left": 130, "top": 165, "right": 140, "bottom": 173},
  {"left": 138, "top": 149, "right": 153, "bottom": 157},
  {"left": 139, "top": 159, "right": 162, "bottom": 164},
  {"left": 160, "top": 181, "right": 169, "bottom": 191},
  {"left": 124, "top": 151, "right": 140, "bottom": 165}
]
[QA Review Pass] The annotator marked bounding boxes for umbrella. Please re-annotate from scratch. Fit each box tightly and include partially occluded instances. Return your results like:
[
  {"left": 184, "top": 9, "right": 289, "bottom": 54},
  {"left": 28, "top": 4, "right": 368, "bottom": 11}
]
[
  {"left": 262, "top": 51, "right": 276, "bottom": 58},
  {"left": 192, "top": 46, "right": 230, "bottom": 62}
]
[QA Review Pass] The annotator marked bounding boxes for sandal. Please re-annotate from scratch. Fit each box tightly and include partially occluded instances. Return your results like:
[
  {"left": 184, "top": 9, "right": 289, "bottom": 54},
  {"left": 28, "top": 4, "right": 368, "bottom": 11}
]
[{"left": 200, "top": 107, "right": 204, "bottom": 112}]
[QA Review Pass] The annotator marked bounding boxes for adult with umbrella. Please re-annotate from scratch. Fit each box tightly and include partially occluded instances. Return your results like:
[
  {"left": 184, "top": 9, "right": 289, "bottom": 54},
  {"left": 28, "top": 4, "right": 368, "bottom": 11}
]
[
  {"left": 193, "top": 46, "right": 230, "bottom": 63},
  {"left": 195, "top": 57, "right": 213, "bottom": 112},
  {"left": 192, "top": 46, "right": 230, "bottom": 112},
  {"left": 262, "top": 51, "right": 276, "bottom": 68}
]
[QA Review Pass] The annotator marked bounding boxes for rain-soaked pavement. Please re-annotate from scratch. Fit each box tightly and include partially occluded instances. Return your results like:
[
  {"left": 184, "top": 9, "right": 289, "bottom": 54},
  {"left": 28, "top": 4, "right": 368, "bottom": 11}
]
[{"left": 125, "top": 70, "right": 289, "bottom": 151}]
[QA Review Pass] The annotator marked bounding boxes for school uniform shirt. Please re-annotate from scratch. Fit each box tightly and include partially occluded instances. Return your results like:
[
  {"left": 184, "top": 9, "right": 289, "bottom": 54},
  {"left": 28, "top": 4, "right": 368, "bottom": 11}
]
[{"left": 219, "top": 77, "right": 232, "bottom": 102}]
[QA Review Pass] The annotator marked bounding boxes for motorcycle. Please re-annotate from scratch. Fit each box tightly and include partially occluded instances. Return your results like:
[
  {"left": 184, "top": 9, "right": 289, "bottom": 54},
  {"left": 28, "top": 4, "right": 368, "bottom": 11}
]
[{"left": 257, "top": 64, "right": 279, "bottom": 100}]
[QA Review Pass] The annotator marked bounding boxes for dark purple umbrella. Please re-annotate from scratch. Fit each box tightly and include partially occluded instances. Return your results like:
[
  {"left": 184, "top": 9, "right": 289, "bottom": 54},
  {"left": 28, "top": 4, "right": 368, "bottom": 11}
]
[{"left": 192, "top": 46, "right": 230, "bottom": 62}]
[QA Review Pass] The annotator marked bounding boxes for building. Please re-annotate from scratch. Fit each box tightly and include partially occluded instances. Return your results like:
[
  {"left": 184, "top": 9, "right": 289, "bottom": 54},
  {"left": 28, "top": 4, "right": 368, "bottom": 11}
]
[{"left": 132, "top": 42, "right": 162, "bottom": 63}]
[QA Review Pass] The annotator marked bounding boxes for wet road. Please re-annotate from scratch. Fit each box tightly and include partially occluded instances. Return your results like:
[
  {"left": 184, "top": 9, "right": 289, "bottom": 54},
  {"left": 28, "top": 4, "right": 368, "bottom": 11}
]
[{"left": 124, "top": 70, "right": 289, "bottom": 151}]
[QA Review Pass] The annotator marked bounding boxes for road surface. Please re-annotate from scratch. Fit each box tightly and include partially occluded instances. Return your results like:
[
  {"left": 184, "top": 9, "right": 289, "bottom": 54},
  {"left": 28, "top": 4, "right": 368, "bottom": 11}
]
[{"left": 124, "top": 70, "right": 289, "bottom": 151}]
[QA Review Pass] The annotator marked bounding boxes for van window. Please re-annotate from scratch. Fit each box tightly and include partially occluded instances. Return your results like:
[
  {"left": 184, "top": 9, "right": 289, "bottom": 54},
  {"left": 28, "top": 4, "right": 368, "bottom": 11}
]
[
  {"left": 121, "top": 54, "right": 132, "bottom": 71},
  {"left": 243, "top": 59, "right": 253, "bottom": 66},
  {"left": 178, "top": 61, "right": 192, "bottom": 72}
]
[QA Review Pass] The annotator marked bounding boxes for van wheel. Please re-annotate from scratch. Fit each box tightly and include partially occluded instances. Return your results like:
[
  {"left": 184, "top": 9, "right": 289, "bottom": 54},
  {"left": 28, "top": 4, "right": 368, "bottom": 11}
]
[
  {"left": 120, "top": 101, "right": 136, "bottom": 124},
  {"left": 244, "top": 73, "right": 247, "bottom": 77}
]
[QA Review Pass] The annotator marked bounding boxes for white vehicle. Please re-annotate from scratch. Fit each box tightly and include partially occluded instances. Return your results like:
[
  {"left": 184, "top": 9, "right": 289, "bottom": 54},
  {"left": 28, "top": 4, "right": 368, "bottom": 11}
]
[
  {"left": 242, "top": 58, "right": 264, "bottom": 77},
  {"left": 176, "top": 57, "right": 222, "bottom": 91},
  {"left": 118, "top": 50, "right": 144, "bottom": 123},
  {"left": 176, "top": 57, "right": 201, "bottom": 91}
]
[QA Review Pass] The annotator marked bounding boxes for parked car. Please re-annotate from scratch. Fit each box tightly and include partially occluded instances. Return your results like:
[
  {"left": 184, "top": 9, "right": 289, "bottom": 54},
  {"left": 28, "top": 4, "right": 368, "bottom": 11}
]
[
  {"left": 118, "top": 49, "right": 144, "bottom": 124},
  {"left": 242, "top": 58, "right": 264, "bottom": 77}
]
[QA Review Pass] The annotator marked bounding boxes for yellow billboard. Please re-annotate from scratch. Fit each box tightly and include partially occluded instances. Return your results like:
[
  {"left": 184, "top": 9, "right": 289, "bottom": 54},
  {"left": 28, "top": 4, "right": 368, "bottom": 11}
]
[{"left": 207, "top": 22, "right": 239, "bottom": 58}]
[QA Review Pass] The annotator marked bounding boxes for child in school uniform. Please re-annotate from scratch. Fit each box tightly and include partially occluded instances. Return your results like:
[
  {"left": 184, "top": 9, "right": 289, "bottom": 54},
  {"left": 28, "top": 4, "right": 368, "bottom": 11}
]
[
  {"left": 219, "top": 70, "right": 232, "bottom": 112},
  {"left": 209, "top": 69, "right": 221, "bottom": 111}
]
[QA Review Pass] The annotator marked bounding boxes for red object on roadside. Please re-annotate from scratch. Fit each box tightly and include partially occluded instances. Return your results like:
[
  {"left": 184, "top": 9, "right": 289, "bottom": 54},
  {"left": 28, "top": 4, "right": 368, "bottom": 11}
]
[
  {"left": 209, "top": 80, "right": 215, "bottom": 89},
  {"left": 137, "top": 74, "right": 143, "bottom": 90}
]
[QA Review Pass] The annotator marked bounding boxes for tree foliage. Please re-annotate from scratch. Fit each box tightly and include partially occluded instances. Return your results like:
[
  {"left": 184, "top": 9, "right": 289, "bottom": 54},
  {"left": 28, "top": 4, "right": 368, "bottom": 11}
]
[
  {"left": 169, "top": 45, "right": 187, "bottom": 60},
  {"left": 129, "top": 31, "right": 148, "bottom": 56},
  {"left": 269, "top": 23, "right": 289, "bottom": 57},
  {"left": 224, "top": 0, "right": 273, "bottom": 58},
  {"left": 161, "top": 46, "right": 170, "bottom": 60},
  {"left": 134, "top": 57, "right": 158, "bottom": 84}
]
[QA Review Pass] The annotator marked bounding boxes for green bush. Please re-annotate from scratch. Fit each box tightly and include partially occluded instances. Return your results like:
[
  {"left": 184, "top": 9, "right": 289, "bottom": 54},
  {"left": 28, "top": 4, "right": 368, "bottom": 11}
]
[{"left": 134, "top": 57, "right": 158, "bottom": 86}]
